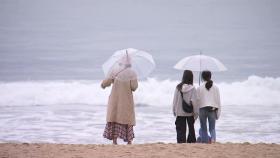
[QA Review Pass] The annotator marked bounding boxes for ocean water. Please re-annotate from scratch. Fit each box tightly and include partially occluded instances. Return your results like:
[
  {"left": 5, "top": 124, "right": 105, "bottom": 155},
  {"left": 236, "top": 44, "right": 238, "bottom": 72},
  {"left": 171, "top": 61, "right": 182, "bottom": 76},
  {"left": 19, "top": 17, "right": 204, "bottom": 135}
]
[
  {"left": 0, "top": 77, "right": 280, "bottom": 144},
  {"left": 0, "top": 0, "right": 280, "bottom": 144}
]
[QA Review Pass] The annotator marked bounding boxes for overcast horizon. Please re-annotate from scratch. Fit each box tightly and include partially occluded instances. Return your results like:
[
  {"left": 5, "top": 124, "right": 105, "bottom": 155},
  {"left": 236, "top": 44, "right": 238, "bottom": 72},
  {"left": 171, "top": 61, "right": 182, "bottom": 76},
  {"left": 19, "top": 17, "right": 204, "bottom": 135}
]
[{"left": 1, "top": 0, "right": 280, "bottom": 81}]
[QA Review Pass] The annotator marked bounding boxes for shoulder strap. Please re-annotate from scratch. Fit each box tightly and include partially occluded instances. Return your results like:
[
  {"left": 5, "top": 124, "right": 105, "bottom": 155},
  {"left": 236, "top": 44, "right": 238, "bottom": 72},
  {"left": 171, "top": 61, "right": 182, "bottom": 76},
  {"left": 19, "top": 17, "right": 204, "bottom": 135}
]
[
  {"left": 180, "top": 90, "right": 186, "bottom": 102},
  {"left": 180, "top": 89, "right": 193, "bottom": 104}
]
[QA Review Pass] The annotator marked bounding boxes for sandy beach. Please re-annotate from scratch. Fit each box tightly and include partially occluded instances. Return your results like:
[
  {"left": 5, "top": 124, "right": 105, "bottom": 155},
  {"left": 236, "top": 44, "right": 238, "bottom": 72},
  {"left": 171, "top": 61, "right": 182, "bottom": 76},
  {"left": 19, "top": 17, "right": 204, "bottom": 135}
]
[
  {"left": 1, "top": 1, "right": 280, "bottom": 158},
  {"left": 0, "top": 142, "right": 279, "bottom": 158}
]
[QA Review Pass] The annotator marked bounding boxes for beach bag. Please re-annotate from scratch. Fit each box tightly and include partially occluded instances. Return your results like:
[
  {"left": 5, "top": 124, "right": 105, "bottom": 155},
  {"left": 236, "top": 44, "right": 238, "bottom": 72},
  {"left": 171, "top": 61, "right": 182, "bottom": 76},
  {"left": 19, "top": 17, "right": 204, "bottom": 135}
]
[{"left": 180, "top": 91, "right": 193, "bottom": 113}]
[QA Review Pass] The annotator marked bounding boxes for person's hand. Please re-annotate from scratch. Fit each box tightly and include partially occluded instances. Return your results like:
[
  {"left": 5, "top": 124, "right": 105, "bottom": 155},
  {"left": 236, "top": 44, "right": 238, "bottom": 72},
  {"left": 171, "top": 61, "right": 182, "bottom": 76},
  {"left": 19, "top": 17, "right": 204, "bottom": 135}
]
[
  {"left": 101, "top": 83, "right": 105, "bottom": 89},
  {"left": 193, "top": 113, "right": 198, "bottom": 121}
]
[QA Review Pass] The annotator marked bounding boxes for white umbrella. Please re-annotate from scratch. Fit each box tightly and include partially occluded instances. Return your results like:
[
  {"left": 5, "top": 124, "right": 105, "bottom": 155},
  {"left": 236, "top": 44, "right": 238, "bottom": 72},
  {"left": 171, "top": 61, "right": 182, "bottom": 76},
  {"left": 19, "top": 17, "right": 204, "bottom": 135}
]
[
  {"left": 174, "top": 54, "right": 227, "bottom": 72},
  {"left": 102, "top": 48, "right": 156, "bottom": 80},
  {"left": 174, "top": 54, "right": 227, "bottom": 84}
]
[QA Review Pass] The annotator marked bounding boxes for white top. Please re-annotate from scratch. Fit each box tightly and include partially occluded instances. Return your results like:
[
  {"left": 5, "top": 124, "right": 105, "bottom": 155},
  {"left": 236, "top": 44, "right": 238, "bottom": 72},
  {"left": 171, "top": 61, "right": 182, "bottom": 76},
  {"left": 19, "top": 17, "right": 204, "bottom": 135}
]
[
  {"left": 172, "top": 84, "right": 199, "bottom": 118},
  {"left": 197, "top": 82, "right": 221, "bottom": 119}
]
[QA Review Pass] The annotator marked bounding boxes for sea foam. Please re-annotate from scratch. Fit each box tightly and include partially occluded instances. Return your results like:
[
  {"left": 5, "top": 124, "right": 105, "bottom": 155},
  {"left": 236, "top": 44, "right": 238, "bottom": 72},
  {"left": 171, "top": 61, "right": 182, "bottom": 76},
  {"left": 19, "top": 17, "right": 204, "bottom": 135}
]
[{"left": 0, "top": 75, "right": 279, "bottom": 107}]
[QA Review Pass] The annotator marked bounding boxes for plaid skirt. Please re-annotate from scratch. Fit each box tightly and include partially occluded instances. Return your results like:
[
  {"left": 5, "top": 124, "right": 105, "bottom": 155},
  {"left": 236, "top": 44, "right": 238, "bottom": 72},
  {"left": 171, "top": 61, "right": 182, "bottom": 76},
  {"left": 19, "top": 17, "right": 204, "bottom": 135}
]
[{"left": 103, "top": 122, "right": 134, "bottom": 142}]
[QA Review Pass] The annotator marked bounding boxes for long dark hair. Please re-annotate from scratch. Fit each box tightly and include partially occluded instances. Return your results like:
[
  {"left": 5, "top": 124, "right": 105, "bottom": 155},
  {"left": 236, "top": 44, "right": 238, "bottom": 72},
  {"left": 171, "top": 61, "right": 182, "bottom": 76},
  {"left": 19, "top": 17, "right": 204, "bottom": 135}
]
[
  {"left": 176, "top": 70, "right": 193, "bottom": 91},
  {"left": 201, "top": 70, "right": 213, "bottom": 90}
]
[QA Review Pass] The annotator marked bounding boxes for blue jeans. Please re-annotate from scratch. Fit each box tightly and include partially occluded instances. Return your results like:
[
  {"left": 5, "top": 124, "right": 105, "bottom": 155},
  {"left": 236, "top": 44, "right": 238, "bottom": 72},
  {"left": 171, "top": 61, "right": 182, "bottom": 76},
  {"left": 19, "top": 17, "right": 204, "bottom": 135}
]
[{"left": 199, "top": 107, "right": 216, "bottom": 143}]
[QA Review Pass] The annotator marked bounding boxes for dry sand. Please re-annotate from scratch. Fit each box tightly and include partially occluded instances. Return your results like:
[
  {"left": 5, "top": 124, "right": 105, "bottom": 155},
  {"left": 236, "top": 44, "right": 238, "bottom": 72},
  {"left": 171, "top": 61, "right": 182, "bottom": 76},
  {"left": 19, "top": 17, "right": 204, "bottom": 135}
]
[{"left": 0, "top": 142, "right": 279, "bottom": 158}]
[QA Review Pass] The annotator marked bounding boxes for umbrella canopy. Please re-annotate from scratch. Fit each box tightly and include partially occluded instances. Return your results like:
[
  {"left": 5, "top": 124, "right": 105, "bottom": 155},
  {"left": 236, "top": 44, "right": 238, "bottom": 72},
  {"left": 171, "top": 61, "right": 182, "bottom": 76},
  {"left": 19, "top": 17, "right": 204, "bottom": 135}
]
[
  {"left": 174, "top": 54, "right": 227, "bottom": 72},
  {"left": 102, "top": 48, "right": 156, "bottom": 80}
]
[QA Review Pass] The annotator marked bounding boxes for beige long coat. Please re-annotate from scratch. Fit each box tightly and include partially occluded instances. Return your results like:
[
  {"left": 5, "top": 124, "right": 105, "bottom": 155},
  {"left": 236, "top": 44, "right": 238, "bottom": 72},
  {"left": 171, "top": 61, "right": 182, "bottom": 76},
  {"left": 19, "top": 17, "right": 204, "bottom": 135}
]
[{"left": 101, "top": 78, "right": 138, "bottom": 126}]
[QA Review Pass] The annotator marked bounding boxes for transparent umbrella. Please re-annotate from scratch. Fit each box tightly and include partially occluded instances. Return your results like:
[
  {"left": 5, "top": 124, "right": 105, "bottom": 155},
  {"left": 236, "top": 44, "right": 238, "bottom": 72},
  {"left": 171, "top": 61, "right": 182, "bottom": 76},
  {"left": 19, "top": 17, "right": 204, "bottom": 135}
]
[
  {"left": 174, "top": 54, "right": 227, "bottom": 72},
  {"left": 174, "top": 54, "right": 227, "bottom": 84},
  {"left": 102, "top": 48, "right": 156, "bottom": 81}
]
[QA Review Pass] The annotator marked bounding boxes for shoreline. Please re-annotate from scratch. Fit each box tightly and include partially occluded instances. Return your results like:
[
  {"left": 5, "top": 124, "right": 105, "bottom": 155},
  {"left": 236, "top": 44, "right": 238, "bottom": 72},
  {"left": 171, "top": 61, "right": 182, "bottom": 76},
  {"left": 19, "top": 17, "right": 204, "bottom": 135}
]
[{"left": 1, "top": 142, "right": 279, "bottom": 158}]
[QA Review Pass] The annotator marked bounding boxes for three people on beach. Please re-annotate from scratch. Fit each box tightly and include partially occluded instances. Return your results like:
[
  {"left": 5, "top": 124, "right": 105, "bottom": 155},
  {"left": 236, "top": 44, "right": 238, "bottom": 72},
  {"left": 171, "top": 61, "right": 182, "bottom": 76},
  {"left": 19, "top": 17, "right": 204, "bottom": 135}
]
[{"left": 101, "top": 60, "right": 221, "bottom": 144}]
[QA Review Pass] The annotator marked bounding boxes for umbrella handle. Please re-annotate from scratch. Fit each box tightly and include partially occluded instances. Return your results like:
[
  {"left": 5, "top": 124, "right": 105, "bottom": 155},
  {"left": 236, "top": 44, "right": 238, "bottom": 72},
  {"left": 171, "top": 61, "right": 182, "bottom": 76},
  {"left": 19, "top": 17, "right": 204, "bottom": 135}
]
[
  {"left": 199, "top": 71, "right": 201, "bottom": 85},
  {"left": 111, "top": 50, "right": 131, "bottom": 79},
  {"left": 113, "top": 67, "right": 128, "bottom": 79},
  {"left": 199, "top": 51, "right": 202, "bottom": 85}
]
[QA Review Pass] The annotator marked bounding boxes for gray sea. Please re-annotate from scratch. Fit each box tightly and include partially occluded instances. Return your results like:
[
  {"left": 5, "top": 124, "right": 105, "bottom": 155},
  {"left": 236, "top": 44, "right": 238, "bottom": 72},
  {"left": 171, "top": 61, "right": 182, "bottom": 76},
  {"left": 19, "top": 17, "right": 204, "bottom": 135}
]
[{"left": 0, "top": 0, "right": 280, "bottom": 144}]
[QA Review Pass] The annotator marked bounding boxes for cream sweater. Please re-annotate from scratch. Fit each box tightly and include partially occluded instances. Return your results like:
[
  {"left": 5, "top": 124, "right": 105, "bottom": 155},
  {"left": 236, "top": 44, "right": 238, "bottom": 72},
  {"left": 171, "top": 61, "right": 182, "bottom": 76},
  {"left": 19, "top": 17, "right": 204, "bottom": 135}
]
[
  {"left": 101, "top": 78, "right": 138, "bottom": 125},
  {"left": 197, "top": 82, "right": 221, "bottom": 119}
]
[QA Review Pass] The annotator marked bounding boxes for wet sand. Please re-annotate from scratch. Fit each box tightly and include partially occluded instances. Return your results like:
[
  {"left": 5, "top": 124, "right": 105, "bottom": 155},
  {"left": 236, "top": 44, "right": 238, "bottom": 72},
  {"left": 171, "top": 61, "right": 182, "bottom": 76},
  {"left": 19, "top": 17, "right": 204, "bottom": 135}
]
[{"left": 0, "top": 142, "right": 279, "bottom": 158}]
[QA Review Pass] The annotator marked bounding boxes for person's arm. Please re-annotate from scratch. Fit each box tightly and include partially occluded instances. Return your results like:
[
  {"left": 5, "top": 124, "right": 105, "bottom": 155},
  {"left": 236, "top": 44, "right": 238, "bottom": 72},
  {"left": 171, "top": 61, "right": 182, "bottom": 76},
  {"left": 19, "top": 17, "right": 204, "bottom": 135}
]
[
  {"left": 215, "top": 86, "right": 221, "bottom": 119},
  {"left": 172, "top": 89, "right": 178, "bottom": 116},
  {"left": 196, "top": 87, "right": 201, "bottom": 108},
  {"left": 191, "top": 88, "right": 199, "bottom": 120},
  {"left": 130, "top": 79, "right": 138, "bottom": 91},
  {"left": 101, "top": 78, "right": 113, "bottom": 89}
]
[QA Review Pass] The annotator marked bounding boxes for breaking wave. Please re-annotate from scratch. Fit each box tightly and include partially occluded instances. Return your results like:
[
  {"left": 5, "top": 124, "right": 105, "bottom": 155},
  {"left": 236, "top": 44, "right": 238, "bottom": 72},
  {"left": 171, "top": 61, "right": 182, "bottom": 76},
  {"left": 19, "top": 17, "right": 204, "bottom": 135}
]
[{"left": 0, "top": 76, "right": 279, "bottom": 107}]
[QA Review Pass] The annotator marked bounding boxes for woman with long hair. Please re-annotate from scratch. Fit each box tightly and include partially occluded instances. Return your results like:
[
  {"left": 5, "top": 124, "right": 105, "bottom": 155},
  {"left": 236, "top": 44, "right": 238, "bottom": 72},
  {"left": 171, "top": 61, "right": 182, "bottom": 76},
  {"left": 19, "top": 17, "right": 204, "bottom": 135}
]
[
  {"left": 197, "top": 70, "right": 221, "bottom": 143},
  {"left": 172, "top": 70, "right": 199, "bottom": 143}
]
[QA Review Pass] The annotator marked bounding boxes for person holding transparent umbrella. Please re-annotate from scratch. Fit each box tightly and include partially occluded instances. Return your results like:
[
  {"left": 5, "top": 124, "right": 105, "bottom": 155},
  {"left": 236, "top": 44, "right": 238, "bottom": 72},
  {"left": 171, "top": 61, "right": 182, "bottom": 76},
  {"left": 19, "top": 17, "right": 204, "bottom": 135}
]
[
  {"left": 197, "top": 70, "right": 221, "bottom": 143},
  {"left": 101, "top": 48, "right": 155, "bottom": 145},
  {"left": 174, "top": 54, "right": 226, "bottom": 143},
  {"left": 172, "top": 70, "right": 199, "bottom": 143}
]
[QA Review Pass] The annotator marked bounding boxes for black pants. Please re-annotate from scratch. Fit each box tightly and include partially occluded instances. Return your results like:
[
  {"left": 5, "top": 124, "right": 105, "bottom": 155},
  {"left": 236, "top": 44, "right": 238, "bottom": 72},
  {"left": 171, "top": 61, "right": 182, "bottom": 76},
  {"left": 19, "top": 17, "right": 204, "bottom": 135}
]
[{"left": 175, "top": 116, "right": 196, "bottom": 143}]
